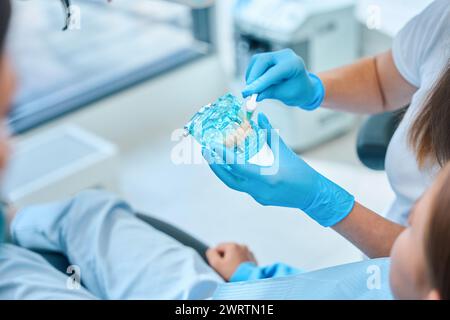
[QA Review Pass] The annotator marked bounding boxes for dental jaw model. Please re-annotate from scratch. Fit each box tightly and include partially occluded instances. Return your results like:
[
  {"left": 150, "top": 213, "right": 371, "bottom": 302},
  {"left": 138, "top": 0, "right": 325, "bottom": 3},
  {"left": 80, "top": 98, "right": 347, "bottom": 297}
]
[{"left": 184, "top": 93, "right": 274, "bottom": 166}]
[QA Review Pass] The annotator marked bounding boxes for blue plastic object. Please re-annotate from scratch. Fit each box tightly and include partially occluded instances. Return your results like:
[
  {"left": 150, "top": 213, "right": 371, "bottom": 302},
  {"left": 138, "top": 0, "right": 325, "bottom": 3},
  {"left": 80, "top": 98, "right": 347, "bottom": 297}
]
[{"left": 185, "top": 93, "right": 266, "bottom": 162}]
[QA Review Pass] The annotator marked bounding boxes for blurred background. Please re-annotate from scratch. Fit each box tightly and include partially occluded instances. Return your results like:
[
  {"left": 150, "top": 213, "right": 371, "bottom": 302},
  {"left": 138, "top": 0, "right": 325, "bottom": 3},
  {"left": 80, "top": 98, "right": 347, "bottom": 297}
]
[{"left": 2, "top": 0, "right": 433, "bottom": 270}]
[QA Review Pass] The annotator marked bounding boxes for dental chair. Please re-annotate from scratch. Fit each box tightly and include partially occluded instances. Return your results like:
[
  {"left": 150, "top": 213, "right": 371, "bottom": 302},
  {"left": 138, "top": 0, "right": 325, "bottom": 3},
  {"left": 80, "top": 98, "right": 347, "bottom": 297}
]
[{"left": 356, "top": 109, "right": 405, "bottom": 170}]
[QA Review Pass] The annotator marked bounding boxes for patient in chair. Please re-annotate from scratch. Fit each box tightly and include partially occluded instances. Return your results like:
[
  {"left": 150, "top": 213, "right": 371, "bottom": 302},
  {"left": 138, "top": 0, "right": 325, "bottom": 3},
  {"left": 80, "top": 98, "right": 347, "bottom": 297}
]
[{"left": 1, "top": 164, "right": 449, "bottom": 300}]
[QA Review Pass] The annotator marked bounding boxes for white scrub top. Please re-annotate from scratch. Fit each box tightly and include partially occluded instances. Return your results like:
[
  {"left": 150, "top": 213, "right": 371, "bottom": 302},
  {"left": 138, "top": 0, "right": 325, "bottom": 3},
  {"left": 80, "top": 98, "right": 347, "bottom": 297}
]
[{"left": 385, "top": 0, "right": 450, "bottom": 225}]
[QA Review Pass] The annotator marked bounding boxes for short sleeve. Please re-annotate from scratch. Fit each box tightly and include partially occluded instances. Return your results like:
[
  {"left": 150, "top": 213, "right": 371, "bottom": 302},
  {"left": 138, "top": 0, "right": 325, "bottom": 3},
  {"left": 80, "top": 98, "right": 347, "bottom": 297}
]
[{"left": 392, "top": 0, "right": 450, "bottom": 87}]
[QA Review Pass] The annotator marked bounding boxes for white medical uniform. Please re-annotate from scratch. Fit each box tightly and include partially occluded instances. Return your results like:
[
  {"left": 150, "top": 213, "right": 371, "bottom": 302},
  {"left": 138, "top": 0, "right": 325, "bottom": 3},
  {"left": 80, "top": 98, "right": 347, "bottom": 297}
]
[{"left": 385, "top": 0, "right": 450, "bottom": 225}]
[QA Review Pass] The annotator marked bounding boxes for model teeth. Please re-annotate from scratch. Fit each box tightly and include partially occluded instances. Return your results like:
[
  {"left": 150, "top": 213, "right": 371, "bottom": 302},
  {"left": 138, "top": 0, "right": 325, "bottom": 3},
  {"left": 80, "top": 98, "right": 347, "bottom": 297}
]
[{"left": 224, "top": 120, "right": 253, "bottom": 148}]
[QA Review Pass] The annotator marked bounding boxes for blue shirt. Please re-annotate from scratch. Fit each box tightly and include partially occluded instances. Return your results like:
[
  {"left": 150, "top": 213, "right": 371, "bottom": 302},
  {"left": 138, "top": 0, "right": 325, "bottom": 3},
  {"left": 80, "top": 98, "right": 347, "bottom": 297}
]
[
  {"left": 230, "top": 262, "right": 302, "bottom": 282},
  {"left": 215, "top": 258, "right": 393, "bottom": 300}
]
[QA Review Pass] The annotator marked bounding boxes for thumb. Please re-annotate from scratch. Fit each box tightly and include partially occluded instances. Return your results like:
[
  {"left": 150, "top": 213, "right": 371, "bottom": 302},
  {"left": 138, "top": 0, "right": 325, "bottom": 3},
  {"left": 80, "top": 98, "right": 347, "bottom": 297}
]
[
  {"left": 257, "top": 112, "right": 272, "bottom": 130},
  {"left": 206, "top": 248, "right": 222, "bottom": 265},
  {"left": 258, "top": 113, "right": 276, "bottom": 148},
  {"left": 242, "top": 74, "right": 273, "bottom": 98},
  {"left": 258, "top": 113, "right": 285, "bottom": 159}
]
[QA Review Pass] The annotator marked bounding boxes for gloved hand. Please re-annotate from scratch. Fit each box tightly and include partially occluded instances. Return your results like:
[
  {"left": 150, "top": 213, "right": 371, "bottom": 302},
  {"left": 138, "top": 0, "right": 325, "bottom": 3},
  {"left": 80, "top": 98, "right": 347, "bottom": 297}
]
[
  {"left": 204, "top": 113, "right": 355, "bottom": 227},
  {"left": 242, "top": 49, "right": 325, "bottom": 110}
]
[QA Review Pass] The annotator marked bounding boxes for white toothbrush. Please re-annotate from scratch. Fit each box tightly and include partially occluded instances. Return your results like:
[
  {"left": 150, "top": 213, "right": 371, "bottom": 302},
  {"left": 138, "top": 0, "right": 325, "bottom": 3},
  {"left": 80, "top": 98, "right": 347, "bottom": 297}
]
[{"left": 245, "top": 94, "right": 258, "bottom": 119}]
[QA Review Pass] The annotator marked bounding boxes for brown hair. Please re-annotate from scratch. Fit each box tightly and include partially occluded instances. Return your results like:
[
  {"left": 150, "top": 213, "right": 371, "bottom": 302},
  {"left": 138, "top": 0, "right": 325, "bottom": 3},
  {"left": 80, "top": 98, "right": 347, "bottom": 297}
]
[
  {"left": 409, "top": 62, "right": 450, "bottom": 167},
  {"left": 0, "top": 0, "right": 11, "bottom": 51},
  {"left": 425, "top": 162, "right": 450, "bottom": 300}
]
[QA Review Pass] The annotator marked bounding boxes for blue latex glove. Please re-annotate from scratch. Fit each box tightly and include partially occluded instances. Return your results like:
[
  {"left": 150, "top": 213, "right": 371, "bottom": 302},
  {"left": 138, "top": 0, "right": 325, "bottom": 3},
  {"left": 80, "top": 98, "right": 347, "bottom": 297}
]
[
  {"left": 242, "top": 49, "right": 325, "bottom": 110},
  {"left": 204, "top": 113, "right": 355, "bottom": 227}
]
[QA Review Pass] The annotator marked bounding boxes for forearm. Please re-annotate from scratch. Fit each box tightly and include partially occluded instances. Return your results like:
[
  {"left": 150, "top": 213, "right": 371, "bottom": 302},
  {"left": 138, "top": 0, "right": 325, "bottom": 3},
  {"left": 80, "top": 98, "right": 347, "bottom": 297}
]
[
  {"left": 318, "top": 56, "right": 386, "bottom": 114},
  {"left": 332, "top": 202, "right": 405, "bottom": 258},
  {"left": 318, "top": 51, "right": 417, "bottom": 113}
]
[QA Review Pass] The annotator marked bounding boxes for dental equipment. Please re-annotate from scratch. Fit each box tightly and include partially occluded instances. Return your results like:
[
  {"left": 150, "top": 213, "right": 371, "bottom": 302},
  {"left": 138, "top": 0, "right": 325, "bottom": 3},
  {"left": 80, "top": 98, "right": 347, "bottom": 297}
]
[
  {"left": 184, "top": 93, "right": 274, "bottom": 166},
  {"left": 245, "top": 94, "right": 258, "bottom": 119}
]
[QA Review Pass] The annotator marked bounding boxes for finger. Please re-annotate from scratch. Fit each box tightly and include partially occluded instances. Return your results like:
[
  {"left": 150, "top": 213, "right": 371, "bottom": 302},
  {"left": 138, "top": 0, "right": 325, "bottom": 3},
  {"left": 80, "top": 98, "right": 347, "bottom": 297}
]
[
  {"left": 213, "top": 243, "right": 227, "bottom": 253},
  {"left": 207, "top": 147, "right": 239, "bottom": 166},
  {"left": 206, "top": 248, "right": 219, "bottom": 259},
  {"left": 215, "top": 243, "right": 235, "bottom": 250},
  {"left": 243, "top": 65, "right": 287, "bottom": 97},
  {"left": 258, "top": 113, "right": 276, "bottom": 149},
  {"left": 209, "top": 163, "right": 244, "bottom": 191},
  {"left": 258, "top": 113, "right": 283, "bottom": 157},
  {"left": 213, "top": 145, "right": 239, "bottom": 166},
  {"left": 203, "top": 146, "right": 237, "bottom": 166},
  {"left": 214, "top": 247, "right": 226, "bottom": 257},
  {"left": 245, "top": 54, "right": 260, "bottom": 83},
  {"left": 209, "top": 146, "right": 249, "bottom": 187},
  {"left": 202, "top": 147, "right": 219, "bottom": 164},
  {"left": 215, "top": 243, "right": 239, "bottom": 254},
  {"left": 257, "top": 113, "right": 273, "bottom": 130},
  {"left": 245, "top": 53, "right": 274, "bottom": 85},
  {"left": 227, "top": 162, "right": 262, "bottom": 180},
  {"left": 256, "top": 86, "right": 276, "bottom": 102},
  {"left": 206, "top": 248, "right": 222, "bottom": 264}
]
